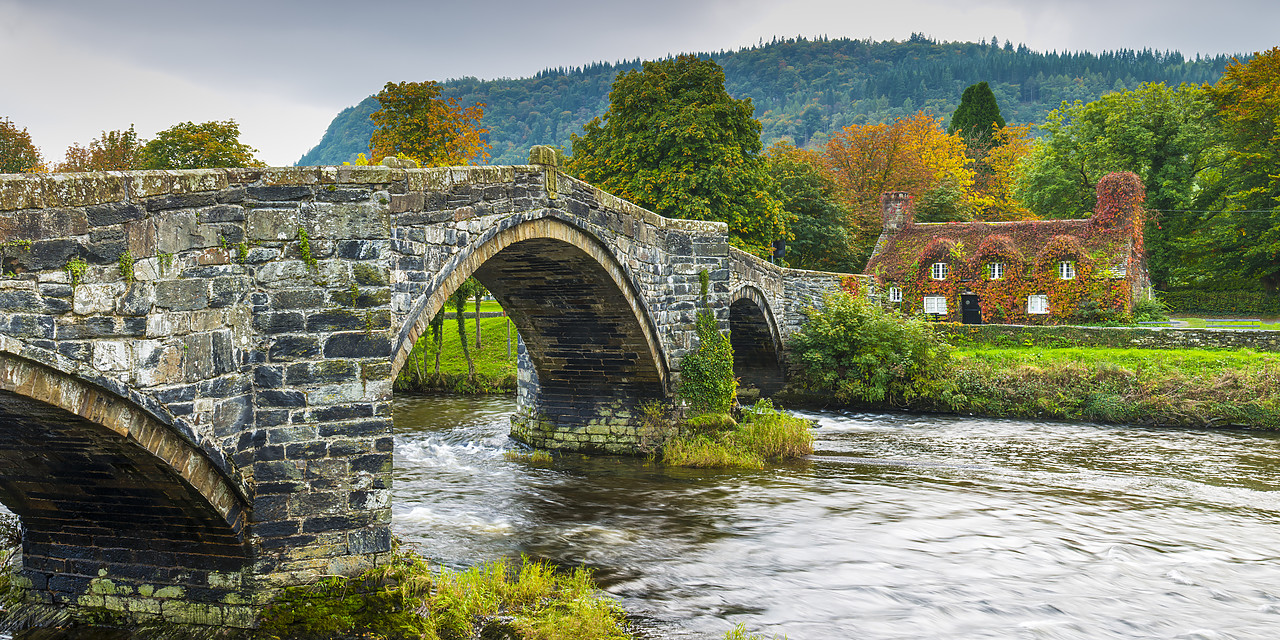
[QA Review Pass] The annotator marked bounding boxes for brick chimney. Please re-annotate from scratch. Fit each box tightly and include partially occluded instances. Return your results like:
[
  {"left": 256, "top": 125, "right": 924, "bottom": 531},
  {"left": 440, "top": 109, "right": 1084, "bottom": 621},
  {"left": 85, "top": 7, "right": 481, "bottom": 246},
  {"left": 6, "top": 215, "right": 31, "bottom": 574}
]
[
  {"left": 866, "top": 191, "right": 914, "bottom": 267},
  {"left": 880, "top": 191, "right": 914, "bottom": 232}
]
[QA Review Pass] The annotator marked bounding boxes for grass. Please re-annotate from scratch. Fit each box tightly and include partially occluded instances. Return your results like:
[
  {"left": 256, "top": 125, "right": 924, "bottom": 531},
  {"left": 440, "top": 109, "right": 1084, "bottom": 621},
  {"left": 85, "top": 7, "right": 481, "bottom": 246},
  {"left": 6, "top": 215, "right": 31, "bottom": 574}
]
[
  {"left": 258, "top": 552, "right": 629, "bottom": 640},
  {"left": 942, "top": 345, "right": 1280, "bottom": 428},
  {"left": 396, "top": 314, "right": 519, "bottom": 393},
  {"left": 662, "top": 400, "right": 815, "bottom": 469},
  {"left": 1172, "top": 316, "right": 1280, "bottom": 330}
]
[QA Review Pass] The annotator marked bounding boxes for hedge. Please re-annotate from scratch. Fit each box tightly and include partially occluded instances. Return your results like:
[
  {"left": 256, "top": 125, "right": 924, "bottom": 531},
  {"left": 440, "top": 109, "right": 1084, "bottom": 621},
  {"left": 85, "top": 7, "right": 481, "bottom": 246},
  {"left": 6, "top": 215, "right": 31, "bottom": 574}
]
[{"left": 1159, "top": 290, "right": 1280, "bottom": 315}]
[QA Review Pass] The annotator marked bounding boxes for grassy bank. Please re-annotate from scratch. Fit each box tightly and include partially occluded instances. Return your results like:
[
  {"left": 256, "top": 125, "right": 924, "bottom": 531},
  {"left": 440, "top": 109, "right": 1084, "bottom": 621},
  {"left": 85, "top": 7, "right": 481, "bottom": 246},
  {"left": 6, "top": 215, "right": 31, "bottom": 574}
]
[
  {"left": 941, "top": 346, "right": 1280, "bottom": 428},
  {"left": 259, "top": 552, "right": 628, "bottom": 640},
  {"left": 785, "top": 292, "right": 1280, "bottom": 429},
  {"left": 658, "top": 401, "right": 815, "bottom": 469},
  {"left": 396, "top": 314, "right": 518, "bottom": 393}
]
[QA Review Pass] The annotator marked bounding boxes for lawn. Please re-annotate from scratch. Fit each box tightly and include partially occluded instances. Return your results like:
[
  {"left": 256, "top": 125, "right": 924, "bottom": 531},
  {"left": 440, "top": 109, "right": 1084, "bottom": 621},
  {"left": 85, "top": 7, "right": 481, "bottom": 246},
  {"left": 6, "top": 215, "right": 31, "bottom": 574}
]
[
  {"left": 1171, "top": 316, "right": 1280, "bottom": 330},
  {"left": 396, "top": 313, "right": 519, "bottom": 392}
]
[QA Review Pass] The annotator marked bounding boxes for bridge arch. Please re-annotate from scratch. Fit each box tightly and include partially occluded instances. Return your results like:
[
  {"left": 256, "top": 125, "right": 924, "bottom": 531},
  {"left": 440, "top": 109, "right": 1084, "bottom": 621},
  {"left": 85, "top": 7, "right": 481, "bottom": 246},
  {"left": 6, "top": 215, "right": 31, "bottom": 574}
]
[
  {"left": 729, "top": 285, "right": 785, "bottom": 395},
  {"left": 0, "top": 348, "right": 250, "bottom": 605},
  {"left": 393, "top": 212, "right": 670, "bottom": 449}
]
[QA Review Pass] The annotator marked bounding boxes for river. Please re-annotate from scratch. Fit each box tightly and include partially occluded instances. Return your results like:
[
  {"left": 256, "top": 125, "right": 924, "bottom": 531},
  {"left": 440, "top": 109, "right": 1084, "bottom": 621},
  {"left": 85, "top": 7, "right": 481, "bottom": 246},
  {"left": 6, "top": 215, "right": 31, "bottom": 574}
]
[{"left": 394, "top": 394, "right": 1280, "bottom": 640}]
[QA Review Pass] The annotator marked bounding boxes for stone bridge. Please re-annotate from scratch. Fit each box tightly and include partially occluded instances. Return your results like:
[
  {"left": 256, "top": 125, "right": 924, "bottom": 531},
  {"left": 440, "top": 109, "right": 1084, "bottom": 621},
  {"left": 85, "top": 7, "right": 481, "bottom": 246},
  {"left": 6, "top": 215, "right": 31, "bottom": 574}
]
[{"left": 0, "top": 149, "right": 855, "bottom": 627}]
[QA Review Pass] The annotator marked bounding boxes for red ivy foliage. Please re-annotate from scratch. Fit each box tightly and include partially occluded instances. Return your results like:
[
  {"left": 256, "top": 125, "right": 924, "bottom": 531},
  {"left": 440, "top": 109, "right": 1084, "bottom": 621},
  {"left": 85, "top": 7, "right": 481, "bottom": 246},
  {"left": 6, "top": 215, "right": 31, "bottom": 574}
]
[{"left": 865, "top": 172, "right": 1147, "bottom": 324}]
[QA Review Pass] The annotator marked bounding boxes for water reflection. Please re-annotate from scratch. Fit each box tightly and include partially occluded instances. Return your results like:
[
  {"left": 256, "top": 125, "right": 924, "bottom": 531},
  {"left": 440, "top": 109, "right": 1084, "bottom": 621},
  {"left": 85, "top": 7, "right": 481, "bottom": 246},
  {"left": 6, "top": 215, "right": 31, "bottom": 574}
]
[{"left": 393, "top": 395, "right": 1280, "bottom": 639}]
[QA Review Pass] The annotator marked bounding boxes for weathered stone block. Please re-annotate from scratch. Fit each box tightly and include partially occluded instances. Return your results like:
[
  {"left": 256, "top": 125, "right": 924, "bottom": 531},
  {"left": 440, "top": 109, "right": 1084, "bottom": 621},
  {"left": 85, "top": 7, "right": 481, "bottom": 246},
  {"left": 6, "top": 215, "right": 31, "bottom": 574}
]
[
  {"left": 73, "top": 282, "right": 125, "bottom": 315},
  {"left": 154, "top": 279, "right": 209, "bottom": 311},
  {"left": 302, "top": 202, "right": 391, "bottom": 241},
  {"left": 247, "top": 207, "right": 300, "bottom": 242},
  {"left": 323, "top": 333, "right": 391, "bottom": 358}
]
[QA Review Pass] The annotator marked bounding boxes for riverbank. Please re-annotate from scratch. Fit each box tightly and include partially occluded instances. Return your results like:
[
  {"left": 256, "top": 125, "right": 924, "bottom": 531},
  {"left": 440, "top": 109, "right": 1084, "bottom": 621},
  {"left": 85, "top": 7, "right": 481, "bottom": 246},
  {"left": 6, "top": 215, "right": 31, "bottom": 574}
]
[
  {"left": 781, "top": 343, "right": 1280, "bottom": 429},
  {"left": 782, "top": 293, "right": 1280, "bottom": 430}
]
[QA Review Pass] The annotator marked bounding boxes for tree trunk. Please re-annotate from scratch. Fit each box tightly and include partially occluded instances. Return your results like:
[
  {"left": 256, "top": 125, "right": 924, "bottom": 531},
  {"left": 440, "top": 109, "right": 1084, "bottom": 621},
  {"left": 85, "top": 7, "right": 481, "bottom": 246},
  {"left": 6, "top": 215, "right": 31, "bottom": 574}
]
[
  {"left": 475, "top": 292, "right": 482, "bottom": 349},
  {"left": 431, "top": 312, "right": 444, "bottom": 376},
  {"left": 455, "top": 294, "right": 475, "bottom": 378}
]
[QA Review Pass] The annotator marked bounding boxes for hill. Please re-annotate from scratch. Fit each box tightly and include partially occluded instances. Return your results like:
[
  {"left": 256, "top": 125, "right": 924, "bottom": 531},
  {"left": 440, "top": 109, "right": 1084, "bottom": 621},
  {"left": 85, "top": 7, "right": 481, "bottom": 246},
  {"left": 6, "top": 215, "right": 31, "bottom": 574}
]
[{"left": 296, "top": 35, "right": 1236, "bottom": 166}]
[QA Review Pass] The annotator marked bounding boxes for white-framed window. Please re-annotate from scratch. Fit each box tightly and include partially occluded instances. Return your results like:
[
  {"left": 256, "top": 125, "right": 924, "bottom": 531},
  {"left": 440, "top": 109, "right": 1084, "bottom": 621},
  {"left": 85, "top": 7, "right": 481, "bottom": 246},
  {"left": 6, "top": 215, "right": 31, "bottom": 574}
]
[
  {"left": 889, "top": 286, "right": 902, "bottom": 303},
  {"left": 1058, "top": 261, "right": 1076, "bottom": 280},
  {"left": 1109, "top": 262, "right": 1127, "bottom": 278},
  {"left": 930, "top": 262, "right": 948, "bottom": 280},
  {"left": 988, "top": 262, "right": 1005, "bottom": 280},
  {"left": 923, "top": 296, "right": 948, "bottom": 314},
  {"left": 1027, "top": 295, "right": 1049, "bottom": 314}
]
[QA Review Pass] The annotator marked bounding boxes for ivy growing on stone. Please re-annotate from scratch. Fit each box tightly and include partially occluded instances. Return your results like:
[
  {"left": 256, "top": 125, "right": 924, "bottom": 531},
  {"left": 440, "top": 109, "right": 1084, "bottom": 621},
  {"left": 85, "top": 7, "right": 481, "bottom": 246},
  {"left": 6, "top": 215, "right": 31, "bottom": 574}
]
[
  {"left": 64, "top": 257, "right": 88, "bottom": 287},
  {"left": 118, "top": 250, "right": 135, "bottom": 283},
  {"left": 679, "top": 270, "right": 736, "bottom": 416},
  {"left": 297, "top": 227, "right": 317, "bottom": 269}
]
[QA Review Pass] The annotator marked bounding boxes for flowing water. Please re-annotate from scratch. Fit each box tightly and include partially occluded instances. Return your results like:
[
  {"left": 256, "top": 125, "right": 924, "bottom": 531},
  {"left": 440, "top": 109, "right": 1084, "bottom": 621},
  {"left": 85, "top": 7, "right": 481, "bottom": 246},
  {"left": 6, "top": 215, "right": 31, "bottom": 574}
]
[{"left": 393, "top": 394, "right": 1280, "bottom": 640}]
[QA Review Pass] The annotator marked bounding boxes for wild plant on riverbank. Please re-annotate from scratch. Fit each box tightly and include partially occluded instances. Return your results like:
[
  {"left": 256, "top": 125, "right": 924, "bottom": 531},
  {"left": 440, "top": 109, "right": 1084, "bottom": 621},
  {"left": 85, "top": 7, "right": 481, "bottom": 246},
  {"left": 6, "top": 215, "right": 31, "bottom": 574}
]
[
  {"left": 258, "top": 552, "right": 628, "bottom": 640},
  {"left": 662, "top": 400, "right": 814, "bottom": 469}
]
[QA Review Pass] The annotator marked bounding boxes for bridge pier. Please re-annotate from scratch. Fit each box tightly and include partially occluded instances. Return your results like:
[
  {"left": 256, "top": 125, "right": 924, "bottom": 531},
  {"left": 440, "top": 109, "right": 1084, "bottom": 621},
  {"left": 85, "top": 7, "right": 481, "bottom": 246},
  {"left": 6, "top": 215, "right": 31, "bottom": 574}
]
[{"left": 0, "top": 155, "right": 854, "bottom": 628}]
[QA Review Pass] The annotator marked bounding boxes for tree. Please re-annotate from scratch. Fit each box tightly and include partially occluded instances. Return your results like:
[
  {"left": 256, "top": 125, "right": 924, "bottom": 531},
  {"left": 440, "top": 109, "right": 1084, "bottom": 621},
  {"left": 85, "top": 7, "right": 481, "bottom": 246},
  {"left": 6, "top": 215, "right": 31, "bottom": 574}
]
[
  {"left": 966, "top": 123, "right": 1035, "bottom": 221},
  {"left": 822, "top": 112, "right": 974, "bottom": 260},
  {"left": 763, "top": 142, "right": 859, "bottom": 271},
  {"left": 1199, "top": 48, "right": 1280, "bottom": 292},
  {"left": 139, "top": 120, "right": 263, "bottom": 169},
  {"left": 369, "top": 80, "right": 490, "bottom": 167},
  {"left": 569, "top": 55, "right": 786, "bottom": 256},
  {"left": 1, "top": 117, "right": 44, "bottom": 173},
  {"left": 57, "top": 125, "right": 143, "bottom": 172},
  {"left": 449, "top": 278, "right": 483, "bottom": 380},
  {"left": 947, "top": 81, "right": 1006, "bottom": 147},
  {"left": 1014, "top": 83, "right": 1222, "bottom": 288}
]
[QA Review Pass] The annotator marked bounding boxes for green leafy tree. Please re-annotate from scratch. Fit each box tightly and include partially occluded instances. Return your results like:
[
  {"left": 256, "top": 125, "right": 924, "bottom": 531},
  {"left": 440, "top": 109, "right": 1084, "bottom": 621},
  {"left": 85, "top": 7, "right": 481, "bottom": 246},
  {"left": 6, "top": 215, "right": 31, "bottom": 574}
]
[
  {"left": 947, "top": 81, "right": 1006, "bottom": 146},
  {"left": 139, "top": 120, "right": 263, "bottom": 169},
  {"left": 569, "top": 55, "right": 786, "bottom": 256},
  {"left": 0, "top": 117, "right": 44, "bottom": 173},
  {"left": 1014, "top": 83, "right": 1222, "bottom": 288},
  {"left": 369, "top": 80, "right": 490, "bottom": 166},
  {"left": 57, "top": 125, "right": 143, "bottom": 172},
  {"left": 1198, "top": 48, "right": 1280, "bottom": 292},
  {"left": 449, "top": 278, "right": 483, "bottom": 380},
  {"left": 763, "top": 142, "right": 859, "bottom": 271}
]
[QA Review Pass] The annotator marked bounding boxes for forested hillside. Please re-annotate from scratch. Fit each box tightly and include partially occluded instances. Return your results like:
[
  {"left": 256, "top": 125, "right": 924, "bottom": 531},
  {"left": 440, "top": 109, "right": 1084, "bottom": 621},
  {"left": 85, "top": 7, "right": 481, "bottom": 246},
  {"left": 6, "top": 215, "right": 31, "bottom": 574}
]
[{"left": 297, "top": 35, "right": 1235, "bottom": 166}]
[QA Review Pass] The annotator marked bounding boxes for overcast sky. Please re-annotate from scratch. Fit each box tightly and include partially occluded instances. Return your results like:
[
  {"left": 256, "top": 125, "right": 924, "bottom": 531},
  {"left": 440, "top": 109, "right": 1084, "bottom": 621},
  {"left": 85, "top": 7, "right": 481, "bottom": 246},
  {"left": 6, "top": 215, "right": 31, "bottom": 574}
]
[{"left": 2, "top": 0, "right": 1276, "bottom": 166}]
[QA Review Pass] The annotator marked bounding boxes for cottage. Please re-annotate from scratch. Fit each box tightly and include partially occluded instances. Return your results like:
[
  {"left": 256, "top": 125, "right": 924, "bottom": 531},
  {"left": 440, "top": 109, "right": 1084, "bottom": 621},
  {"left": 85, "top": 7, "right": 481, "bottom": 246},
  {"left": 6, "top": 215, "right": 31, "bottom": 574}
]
[{"left": 864, "top": 172, "right": 1151, "bottom": 324}]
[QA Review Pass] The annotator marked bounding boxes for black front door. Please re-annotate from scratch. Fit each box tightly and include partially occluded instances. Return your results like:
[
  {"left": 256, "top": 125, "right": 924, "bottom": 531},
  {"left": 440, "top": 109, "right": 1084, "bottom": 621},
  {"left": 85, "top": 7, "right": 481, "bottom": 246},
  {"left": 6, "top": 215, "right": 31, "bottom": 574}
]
[{"left": 961, "top": 294, "right": 983, "bottom": 324}]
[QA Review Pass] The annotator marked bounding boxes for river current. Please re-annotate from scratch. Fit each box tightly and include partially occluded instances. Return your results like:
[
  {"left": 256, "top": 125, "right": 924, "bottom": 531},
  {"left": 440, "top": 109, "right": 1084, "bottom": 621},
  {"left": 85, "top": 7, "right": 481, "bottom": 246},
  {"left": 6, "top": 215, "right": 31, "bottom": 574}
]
[{"left": 394, "top": 394, "right": 1280, "bottom": 640}]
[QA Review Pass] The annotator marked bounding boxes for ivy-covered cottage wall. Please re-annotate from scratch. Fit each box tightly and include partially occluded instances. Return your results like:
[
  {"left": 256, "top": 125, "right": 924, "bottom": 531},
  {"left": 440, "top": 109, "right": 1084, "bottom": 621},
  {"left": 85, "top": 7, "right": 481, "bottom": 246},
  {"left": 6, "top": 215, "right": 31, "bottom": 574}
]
[{"left": 864, "top": 172, "right": 1150, "bottom": 325}]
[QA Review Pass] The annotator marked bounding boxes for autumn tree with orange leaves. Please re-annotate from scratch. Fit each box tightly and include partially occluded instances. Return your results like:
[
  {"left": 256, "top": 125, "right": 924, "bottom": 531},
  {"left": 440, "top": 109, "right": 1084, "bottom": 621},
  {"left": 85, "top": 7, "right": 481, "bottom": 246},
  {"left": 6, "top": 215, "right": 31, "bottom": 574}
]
[
  {"left": 57, "top": 126, "right": 144, "bottom": 172},
  {"left": 369, "top": 81, "right": 490, "bottom": 167},
  {"left": 1, "top": 117, "right": 45, "bottom": 174},
  {"left": 822, "top": 112, "right": 975, "bottom": 257}
]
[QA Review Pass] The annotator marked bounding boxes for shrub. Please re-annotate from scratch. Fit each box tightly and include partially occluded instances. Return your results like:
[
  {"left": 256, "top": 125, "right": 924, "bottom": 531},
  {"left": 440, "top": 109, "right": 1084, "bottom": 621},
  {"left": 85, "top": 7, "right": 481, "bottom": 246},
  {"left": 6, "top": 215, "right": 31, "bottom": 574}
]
[
  {"left": 1159, "top": 289, "right": 1280, "bottom": 315},
  {"left": 662, "top": 400, "right": 813, "bottom": 469},
  {"left": 788, "top": 292, "right": 953, "bottom": 405},
  {"left": 679, "top": 272, "right": 737, "bottom": 415},
  {"left": 259, "top": 552, "right": 628, "bottom": 640}
]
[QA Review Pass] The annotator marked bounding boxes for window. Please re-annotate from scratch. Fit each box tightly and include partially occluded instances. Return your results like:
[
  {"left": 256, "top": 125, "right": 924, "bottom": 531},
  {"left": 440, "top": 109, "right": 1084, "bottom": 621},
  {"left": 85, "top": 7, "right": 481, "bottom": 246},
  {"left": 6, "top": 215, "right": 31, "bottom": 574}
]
[
  {"left": 923, "top": 296, "right": 947, "bottom": 314},
  {"left": 1058, "top": 261, "right": 1076, "bottom": 280},
  {"left": 1109, "top": 262, "right": 1127, "bottom": 278},
  {"left": 988, "top": 262, "right": 1004, "bottom": 280},
  {"left": 889, "top": 286, "right": 902, "bottom": 302},
  {"left": 930, "top": 262, "right": 948, "bottom": 280},
  {"left": 1027, "top": 295, "right": 1049, "bottom": 314}
]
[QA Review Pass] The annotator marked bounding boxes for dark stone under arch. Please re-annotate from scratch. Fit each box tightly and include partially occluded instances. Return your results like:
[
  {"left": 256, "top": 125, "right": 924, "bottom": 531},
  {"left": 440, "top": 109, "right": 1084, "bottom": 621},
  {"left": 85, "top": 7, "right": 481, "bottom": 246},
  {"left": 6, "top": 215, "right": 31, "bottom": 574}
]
[
  {"left": 730, "top": 296, "right": 784, "bottom": 396},
  {"left": 0, "top": 390, "right": 249, "bottom": 608}
]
